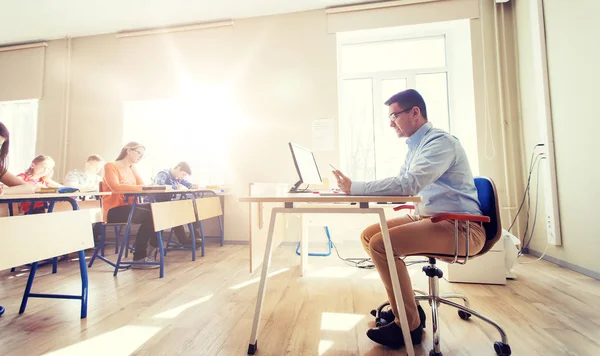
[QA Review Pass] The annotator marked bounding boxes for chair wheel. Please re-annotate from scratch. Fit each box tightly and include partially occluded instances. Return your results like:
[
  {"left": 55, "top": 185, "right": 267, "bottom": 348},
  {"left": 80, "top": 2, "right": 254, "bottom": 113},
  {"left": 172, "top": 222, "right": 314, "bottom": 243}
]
[
  {"left": 494, "top": 342, "right": 511, "bottom": 356},
  {"left": 429, "top": 350, "right": 443, "bottom": 356},
  {"left": 458, "top": 310, "right": 471, "bottom": 320}
]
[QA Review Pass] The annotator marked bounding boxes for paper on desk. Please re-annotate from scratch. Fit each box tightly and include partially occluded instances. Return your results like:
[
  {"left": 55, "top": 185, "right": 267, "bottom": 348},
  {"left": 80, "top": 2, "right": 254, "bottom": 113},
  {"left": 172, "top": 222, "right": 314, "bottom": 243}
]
[{"left": 312, "top": 118, "right": 335, "bottom": 151}]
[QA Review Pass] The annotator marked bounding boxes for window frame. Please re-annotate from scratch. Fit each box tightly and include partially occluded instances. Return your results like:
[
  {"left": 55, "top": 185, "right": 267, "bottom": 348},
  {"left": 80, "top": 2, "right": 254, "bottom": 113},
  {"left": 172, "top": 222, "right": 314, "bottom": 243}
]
[{"left": 336, "top": 22, "right": 472, "bottom": 180}]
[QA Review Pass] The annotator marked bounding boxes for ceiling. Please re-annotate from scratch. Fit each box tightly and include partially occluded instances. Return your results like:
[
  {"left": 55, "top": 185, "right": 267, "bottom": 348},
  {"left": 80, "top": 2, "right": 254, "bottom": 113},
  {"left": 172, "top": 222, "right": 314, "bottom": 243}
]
[{"left": 0, "top": 0, "right": 372, "bottom": 46}]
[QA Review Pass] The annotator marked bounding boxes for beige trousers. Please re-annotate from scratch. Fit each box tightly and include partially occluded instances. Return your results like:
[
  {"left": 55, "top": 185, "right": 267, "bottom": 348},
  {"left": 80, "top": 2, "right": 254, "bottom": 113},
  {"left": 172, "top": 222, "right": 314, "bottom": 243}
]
[{"left": 361, "top": 214, "right": 486, "bottom": 330}]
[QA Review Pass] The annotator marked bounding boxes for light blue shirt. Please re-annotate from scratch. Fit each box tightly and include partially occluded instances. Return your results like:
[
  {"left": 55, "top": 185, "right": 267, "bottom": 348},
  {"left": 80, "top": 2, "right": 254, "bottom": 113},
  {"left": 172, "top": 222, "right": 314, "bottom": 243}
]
[{"left": 350, "top": 122, "right": 481, "bottom": 216}]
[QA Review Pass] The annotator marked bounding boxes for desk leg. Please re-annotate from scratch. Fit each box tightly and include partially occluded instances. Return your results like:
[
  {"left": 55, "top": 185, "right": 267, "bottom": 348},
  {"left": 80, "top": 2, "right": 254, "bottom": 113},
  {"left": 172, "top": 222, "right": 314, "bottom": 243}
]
[
  {"left": 248, "top": 209, "right": 279, "bottom": 355},
  {"left": 19, "top": 262, "right": 39, "bottom": 314},
  {"left": 77, "top": 250, "right": 89, "bottom": 318},
  {"left": 300, "top": 214, "right": 308, "bottom": 276},
  {"left": 378, "top": 211, "right": 415, "bottom": 356}
]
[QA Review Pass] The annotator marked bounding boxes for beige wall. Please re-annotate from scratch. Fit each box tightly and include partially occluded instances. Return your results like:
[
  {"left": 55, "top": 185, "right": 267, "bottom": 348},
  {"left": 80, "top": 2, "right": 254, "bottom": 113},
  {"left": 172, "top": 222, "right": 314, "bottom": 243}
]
[
  {"left": 30, "top": 2, "right": 522, "bottom": 243},
  {"left": 515, "top": 0, "right": 600, "bottom": 274}
]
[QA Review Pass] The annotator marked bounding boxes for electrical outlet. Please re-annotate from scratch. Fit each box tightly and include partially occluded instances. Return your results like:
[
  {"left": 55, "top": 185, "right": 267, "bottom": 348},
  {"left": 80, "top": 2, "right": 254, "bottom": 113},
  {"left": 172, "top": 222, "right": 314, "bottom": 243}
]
[{"left": 546, "top": 215, "right": 557, "bottom": 244}]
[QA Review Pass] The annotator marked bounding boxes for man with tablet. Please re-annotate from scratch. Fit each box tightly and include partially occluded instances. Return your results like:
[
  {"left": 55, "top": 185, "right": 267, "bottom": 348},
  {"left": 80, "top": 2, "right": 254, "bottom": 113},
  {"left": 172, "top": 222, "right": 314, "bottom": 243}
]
[{"left": 332, "top": 89, "right": 485, "bottom": 349}]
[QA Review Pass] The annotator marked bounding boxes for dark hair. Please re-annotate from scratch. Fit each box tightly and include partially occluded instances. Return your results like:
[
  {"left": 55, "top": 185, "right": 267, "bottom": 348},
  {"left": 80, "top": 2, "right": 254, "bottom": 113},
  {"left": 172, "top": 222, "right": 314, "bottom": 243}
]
[
  {"left": 87, "top": 154, "right": 104, "bottom": 162},
  {"left": 0, "top": 122, "right": 9, "bottom": 179},
  {"left": 175, "top": 161, "right": 192, "bottom": 175},
  {"left": 384, "top": 89, "right": 428, "bottom": 120},
  {"left": 116, "top": 142, "right": 144, "bottom": 161}
]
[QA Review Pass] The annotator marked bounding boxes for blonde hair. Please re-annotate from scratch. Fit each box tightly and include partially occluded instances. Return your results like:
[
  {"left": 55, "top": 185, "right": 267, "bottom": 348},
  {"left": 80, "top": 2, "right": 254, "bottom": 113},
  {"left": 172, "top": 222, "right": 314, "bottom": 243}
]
[
  {"left": 116, "top": 142, "right": 144, "bottom": 161},
  {"left": 25, "top": 155, "right": 55, "bottom": 176}
]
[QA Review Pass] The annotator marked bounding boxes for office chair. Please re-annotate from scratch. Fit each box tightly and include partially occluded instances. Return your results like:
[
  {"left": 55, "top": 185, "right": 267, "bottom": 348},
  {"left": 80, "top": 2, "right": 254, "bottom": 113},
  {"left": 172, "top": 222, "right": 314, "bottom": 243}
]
[{"left": 372, "top": 177, "right": 511, "bottom": 356}]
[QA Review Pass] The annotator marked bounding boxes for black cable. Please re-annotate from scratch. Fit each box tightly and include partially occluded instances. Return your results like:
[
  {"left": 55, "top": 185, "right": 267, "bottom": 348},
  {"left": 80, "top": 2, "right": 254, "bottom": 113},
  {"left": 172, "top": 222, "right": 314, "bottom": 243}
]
[
  {"left": 521, "top": 157, "right": 545, "bottom": 254},
  {"left": 330, "top": 240, "right": 428, "bottom": 269},
  {"left": 330, "top": 240, "right": 375, "bottom": 268},
  {"left": 508, "top": 148, "right": 544, "bottom": 232}
]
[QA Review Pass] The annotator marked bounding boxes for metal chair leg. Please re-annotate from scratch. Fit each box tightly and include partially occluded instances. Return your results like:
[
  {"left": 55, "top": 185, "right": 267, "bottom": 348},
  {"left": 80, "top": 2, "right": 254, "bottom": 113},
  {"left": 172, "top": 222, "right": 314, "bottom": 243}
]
[
  {"left": 440, "top": 293, "right": 470, "bottom": 308},
  {"left": 414, "top": 288, "right": 428, "bottom": 296},
  {"left": 438, "top": 298, "right": 509, "bottom": 346},
  {"left": 429, "top": 274, "right": 442, "bottom": 356}
]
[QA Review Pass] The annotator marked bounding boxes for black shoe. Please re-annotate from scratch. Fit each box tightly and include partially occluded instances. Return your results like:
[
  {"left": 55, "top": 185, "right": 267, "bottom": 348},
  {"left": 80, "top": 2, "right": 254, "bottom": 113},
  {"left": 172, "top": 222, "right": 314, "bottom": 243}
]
[
  {"left": 178, "top": 236, "right": 202, "bottom": 247},
  {"left": 366, "top": 321, "right": 423, "bottom": 349},
  {"left": 378, "top": 304, "right": 426, "bottom": 328}
]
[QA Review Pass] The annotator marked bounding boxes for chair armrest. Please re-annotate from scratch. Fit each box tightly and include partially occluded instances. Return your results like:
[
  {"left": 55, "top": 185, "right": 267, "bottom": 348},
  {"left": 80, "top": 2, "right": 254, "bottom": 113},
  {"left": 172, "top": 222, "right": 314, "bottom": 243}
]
[
  {"left": 430, "top": 213, "right": 490, "bottom": 223},
  {"left": 393, "top": 204, "right": 415, "bottom": 211}
]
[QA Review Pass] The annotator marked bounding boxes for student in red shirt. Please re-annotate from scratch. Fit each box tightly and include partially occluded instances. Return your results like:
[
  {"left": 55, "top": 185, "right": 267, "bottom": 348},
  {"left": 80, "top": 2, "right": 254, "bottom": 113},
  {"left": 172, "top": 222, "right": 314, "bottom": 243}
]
[{"left": 17, "top": 155, "right": 62, "bottom": 214}]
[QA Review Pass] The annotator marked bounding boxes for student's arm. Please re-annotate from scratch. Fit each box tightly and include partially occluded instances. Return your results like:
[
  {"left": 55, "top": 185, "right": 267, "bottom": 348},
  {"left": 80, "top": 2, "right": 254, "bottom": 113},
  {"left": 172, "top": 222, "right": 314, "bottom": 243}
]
[
  {"left": 63, "top": 171, "right": 82, "bottom": 188},
  {"left": 44, "top": 178, "right": 63, "bottom": 188},
  {"left": 41, "top": 169, "right": 63, "bottom": 188},
  {"left": 133, "top": 167, "right": 145, "bottom": 186},
  {"left": 153, "top": 171, "right": 169, "bottom": 186},
  {"left": 103, "top": 163, "right": 142, "bottom": 192},
  {"left": 0, "top": 172, "right": 36, "bottom": 194},
  {"left": 179, "top": 179, "right": 194, "bottom": 189}
]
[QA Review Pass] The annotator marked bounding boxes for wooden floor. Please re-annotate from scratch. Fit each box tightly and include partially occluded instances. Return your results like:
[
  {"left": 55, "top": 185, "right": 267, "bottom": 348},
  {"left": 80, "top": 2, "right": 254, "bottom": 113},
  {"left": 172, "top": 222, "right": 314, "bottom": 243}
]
[{"left": 1, "top": 242, "right": 599, "bottom": 356}]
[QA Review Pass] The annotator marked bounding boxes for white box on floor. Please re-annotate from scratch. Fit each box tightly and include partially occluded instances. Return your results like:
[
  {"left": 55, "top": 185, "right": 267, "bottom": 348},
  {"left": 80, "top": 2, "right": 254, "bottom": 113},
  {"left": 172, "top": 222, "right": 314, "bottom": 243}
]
[{"left": 446, "top": 239, "right": 506, "bottom": 285}]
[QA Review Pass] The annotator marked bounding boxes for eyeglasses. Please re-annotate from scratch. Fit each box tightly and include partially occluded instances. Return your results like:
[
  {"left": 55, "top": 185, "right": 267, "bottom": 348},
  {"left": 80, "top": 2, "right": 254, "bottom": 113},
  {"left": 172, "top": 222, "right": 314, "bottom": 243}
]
[
  {"left": 388, "top": 108, "right": 412, "bottom": 121},
  {"left": 132, "top": 150, "right": 145, "bottom": 158}
]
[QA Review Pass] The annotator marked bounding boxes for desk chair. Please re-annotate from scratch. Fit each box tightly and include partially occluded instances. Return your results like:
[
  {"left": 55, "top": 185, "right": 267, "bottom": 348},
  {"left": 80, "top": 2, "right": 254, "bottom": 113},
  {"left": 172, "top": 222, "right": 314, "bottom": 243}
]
[
  {"left": 88, "top": 184, "right": 129, "bottom": 268},
  {"left": 372, "top": 177, "right": 511, "bottom": 356}
]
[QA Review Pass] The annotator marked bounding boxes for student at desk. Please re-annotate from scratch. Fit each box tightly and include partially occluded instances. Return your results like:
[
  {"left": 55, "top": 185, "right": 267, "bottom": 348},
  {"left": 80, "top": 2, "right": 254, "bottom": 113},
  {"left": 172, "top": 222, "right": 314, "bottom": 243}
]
[
  {"left": 152, "top": 161, "right": 200, "bottom": 245},
  {"left": 63, "top": 154, "right": 104, "bottom": 191},
  {"left": 332, "top": 89, "right": 485, "bottom": 349},
  {"left": 17, "top": 155, "right": 62, "bottom": 214},
  {"left": 100, "top": 142, "right": 158, "bottom": 268},
  {"left": 0, "top": 122, "right": 35, "bottom": 195}
]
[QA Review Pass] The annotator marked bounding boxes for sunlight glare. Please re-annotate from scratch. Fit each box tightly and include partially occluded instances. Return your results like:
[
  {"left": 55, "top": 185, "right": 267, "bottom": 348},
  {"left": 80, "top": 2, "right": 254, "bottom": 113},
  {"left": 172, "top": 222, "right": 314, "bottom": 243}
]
[
  {"left": 43, "top": 325, "right": 161, "bottom": 356},
  {"left": 318, "top": 339, "right": 335, "bottom": 355},
  {"left": 305, "top": 266, "right": 357, "bottom": 279},
  {"left": 320, "top": 312, "right": 365, "bottom": 331},
  {"left": 362, "top": 271, "right": 381, "bottom": 280},
  {"left": 229, "top": 268, "right": 290, "bottom": 290},
  {"left": 153, "top": 294, "right": 214, "bottom": 319}
]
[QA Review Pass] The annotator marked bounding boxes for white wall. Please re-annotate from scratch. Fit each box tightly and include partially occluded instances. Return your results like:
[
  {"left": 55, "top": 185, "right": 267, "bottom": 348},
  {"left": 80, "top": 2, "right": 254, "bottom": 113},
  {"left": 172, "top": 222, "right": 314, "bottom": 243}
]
[
  {"left": 515, "top": 0, "right": 600, "bottom": 274},
  {"left": 27, "top": 2, "right": 523, "bottom": 245}
]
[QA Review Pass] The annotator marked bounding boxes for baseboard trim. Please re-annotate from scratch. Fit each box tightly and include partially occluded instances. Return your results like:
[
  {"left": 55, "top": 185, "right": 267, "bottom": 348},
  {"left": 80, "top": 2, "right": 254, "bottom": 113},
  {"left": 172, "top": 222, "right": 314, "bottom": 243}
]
[
  {"left": 525, "top": 248, "right": 600, "bottom": 280},
  {"left": 223, "top": 240, "right": 249, "bottom": 245}
]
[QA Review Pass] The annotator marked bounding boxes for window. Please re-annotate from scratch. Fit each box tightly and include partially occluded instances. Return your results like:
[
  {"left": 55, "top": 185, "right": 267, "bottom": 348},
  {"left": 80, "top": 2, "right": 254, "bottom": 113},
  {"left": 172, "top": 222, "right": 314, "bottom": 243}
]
[
  {"left": 0, "top": 100, "right": 39, "bottom": 174},
  {"left": 122, "top": 96, "right": 228, "bottom": 186},
  {"left": 337, "top": 20, "right": 478, "bottom": 181}
]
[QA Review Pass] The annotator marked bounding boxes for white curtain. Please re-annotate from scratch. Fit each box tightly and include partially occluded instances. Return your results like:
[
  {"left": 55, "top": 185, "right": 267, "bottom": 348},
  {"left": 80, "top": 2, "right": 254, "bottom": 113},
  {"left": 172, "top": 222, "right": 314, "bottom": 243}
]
[{"left": 0, "top": 100, "right": 39, "bottom": 174}]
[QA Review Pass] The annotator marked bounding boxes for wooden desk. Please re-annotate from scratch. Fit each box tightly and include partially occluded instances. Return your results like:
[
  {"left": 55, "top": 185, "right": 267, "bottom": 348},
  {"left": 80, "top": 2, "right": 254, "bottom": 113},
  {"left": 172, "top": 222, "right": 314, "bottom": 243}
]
[
  {"left": 0, "top": 192, "right": 110, "bottom": 220},
  {"left": 103, "top": 190, "right": 224, "bottom": 277},
  {"left": 0, "top": 192, "right": 109, "bottom": 318},
  {"left": 239, "top": 193, "right": 421, "bottom": 356}
]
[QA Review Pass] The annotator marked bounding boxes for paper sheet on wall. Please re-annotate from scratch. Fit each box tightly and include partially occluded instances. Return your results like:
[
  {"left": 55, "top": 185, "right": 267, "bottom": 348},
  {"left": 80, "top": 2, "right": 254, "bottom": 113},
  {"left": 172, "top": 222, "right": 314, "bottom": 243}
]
[{"left": 312, "top": 118, "right": 335, "bottom": 151}]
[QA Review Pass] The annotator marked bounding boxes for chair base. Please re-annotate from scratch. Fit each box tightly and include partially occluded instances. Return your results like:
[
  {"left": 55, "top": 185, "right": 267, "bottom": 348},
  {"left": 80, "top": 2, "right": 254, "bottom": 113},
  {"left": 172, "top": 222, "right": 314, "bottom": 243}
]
[{"left": 373, "top": 259, "right": 511, "bottom": 356}]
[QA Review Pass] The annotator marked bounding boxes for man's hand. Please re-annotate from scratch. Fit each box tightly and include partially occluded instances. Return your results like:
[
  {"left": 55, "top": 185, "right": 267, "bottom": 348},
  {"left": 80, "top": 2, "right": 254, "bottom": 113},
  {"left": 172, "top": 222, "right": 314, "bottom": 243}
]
[
  {"left": 332, "top": 170, "right": 352, "bottom": 194},
  {"left": 192, "top": 183, "right": 200, "bottom": 189}
]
